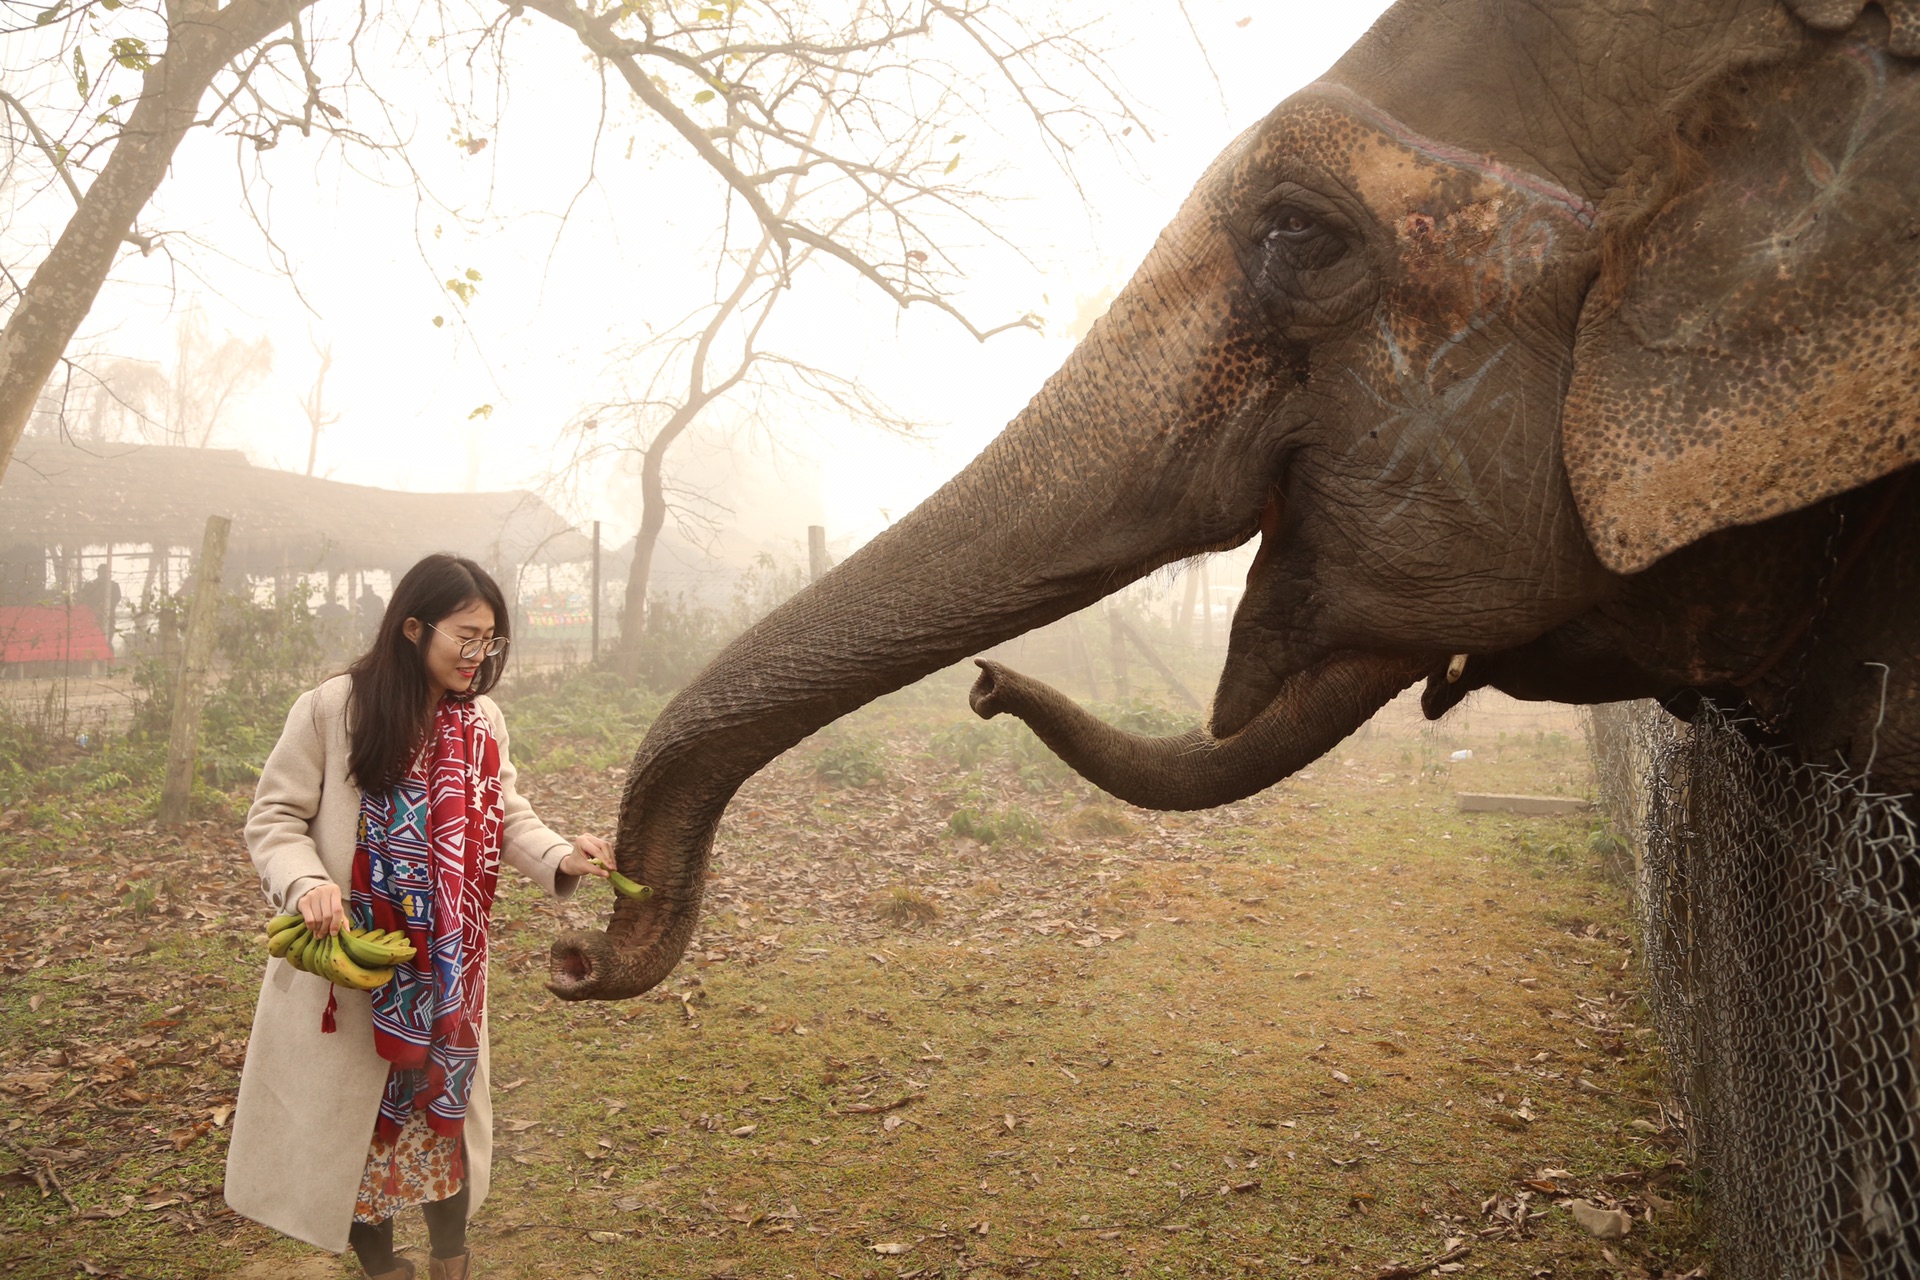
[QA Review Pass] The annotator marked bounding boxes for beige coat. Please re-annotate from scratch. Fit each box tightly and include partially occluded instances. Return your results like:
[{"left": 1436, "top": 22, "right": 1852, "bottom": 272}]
[{"left": 224, "top": 674, "right": 577, "bottom": 1252}]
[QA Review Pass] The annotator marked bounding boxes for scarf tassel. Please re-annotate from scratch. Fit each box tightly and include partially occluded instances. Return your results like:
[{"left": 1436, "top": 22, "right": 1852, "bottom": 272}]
[{"left": 322, "top": 987, "right": 337, "bottom": 1033}]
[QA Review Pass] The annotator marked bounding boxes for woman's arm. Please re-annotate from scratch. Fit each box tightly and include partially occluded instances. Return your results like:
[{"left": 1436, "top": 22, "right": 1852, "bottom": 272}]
[{"left": 244, "top": 690, "right": 336, "bottom": 921}]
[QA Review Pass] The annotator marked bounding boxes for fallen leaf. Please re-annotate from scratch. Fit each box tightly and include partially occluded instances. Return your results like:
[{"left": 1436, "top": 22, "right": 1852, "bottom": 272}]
[
  {"left": 872, "top": 1242, "right": 913, "bottom": 1255},
  {"left": 1330, "top": 1070, "right": 1352, "bottom": 1084},
  {"left": 504, "top": 1118, "right": 539, "bottom": 1133},
  {"left": 499, "top": 1077, "right": 528, "bottom": 1092},
  {"left": 730, "top": 1124, "right": 758, "bottom": 1137},
  {"left": 587, "top": 1230, "right": 624, "bottom": 1244},
  {"left": 1569, "top": 1199, "right": 1632, "bottom": 1240}
]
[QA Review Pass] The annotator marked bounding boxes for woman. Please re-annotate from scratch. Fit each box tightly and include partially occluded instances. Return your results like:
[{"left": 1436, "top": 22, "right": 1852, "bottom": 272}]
[{"left": 225, "top": 554, "right": 612, "bottom": 1279}]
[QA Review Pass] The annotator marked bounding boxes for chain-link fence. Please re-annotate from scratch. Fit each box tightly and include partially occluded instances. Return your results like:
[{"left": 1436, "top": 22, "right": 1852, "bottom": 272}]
[{"left": 1588, "top": 701, "right": 1920, "bottom": 1278}]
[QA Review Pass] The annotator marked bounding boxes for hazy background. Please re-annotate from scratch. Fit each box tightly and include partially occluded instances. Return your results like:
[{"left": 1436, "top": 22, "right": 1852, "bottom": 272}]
[{"left": 9, "top": 0, "right": 1394, "bottom": 570}]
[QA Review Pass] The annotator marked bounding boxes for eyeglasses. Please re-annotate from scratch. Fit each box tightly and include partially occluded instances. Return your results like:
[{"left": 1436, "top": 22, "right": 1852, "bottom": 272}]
[{"left": 427, "top": 623, "right": 510, "bottom": 661}]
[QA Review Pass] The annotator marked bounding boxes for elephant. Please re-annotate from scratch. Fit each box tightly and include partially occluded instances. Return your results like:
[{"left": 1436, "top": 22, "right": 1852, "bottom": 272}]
[{"left": 550, "top": 0, "right": 1920, "bottom": 1002}]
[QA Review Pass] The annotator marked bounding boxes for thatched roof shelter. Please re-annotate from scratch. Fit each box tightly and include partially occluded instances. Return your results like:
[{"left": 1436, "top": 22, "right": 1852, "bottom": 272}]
[{"left": 0, "top": 443, "right": 592, "bottom": 579}]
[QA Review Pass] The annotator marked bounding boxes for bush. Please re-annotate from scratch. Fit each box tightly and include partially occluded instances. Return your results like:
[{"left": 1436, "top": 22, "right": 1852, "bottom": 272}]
[
  {"left": 814, "top": 729, "right": 886, "bottom": 788},
  {"left": 947, "top": 802, "right": 1047, "bottom": 846},
  {"left": 873, "top": 885, "right": 939, "bottom": 924},
  {"left": 496, "top": 668, "right": 664, "bottom": 771}
]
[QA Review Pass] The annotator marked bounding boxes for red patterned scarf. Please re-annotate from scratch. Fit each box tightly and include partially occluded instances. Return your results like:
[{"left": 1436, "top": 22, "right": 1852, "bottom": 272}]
[{"left": 347, "top": 694, "right": 504, "bottom": 1155}]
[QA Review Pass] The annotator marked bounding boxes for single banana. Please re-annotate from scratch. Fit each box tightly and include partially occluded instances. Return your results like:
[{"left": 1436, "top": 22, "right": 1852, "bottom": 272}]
[
  {"left": 373, "top": 929, "right": 419, "bottom": 963},
  {"left": 338, "top": 928, "right": 391, "bottom": 968},
  {"left": 267, "top": 913, "right": 305, "bottom": 937},
  {"left": 267, "top": 923, "right": 307, "bottom": 959},
  {"left": 309, "top": 931, "right": 341, "bottom": 983},
  {"left": 328, "top": 936, "right": 394, "bottom": 991},
  {"left": 608, "top": 871, "right": 653, "bottom": 901},
  {"left": 344, "top": 927, "right": 416, "bottom": 966}
]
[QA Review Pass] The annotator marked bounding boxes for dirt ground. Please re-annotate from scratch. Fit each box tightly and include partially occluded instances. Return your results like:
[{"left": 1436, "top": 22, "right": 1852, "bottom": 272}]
[{"left": 0, "top": 684, "right": 1709, "bottom": 1279}]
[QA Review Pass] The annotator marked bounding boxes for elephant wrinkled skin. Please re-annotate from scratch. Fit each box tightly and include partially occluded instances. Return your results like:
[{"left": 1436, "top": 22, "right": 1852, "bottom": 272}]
[{"left": 552, "top": 0, "right": 1920, "bottom": 1002}]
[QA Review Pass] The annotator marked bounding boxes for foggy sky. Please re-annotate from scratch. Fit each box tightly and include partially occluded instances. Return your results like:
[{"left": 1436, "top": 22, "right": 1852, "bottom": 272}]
[{"left": 7, "top": 1, "right": 1393, "bottom": 563}]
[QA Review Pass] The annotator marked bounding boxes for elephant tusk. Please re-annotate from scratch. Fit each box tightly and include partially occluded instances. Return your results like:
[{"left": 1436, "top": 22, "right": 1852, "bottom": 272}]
[{"left": 1446, "top": 653, "right": 1469, "bottom": 683}]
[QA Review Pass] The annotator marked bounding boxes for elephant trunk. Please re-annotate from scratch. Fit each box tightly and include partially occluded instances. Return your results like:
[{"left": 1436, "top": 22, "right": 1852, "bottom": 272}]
[
  {"left": 546, "top": 157, "right": 1294, "bottom": 1001},
  {"left": 969, "top": 652, "right": 1430, "bottom": 811}
]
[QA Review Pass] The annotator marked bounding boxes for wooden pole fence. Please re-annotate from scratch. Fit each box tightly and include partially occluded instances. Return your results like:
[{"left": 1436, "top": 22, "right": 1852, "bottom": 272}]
[{"left": 159, "top": 515, "right": 230, "bottom": 827}]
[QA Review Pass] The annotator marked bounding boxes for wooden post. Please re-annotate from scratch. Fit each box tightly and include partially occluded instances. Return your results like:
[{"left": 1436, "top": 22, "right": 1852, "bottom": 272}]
[
  {"left": 1066, "top": 615, "right": 1100, "bottom": 700},
  {"left": 159, "top": 516, "right": 230, "bottom": 827},
  {"left": 1114, "top": 616, "right": 1202, "bottom": 709},
  {"left": 589, "top": 520, "right": 601, "bottom": 664},
  {"left": 1198, "top": 561, "right": 1215, "bottom": 650},
  {"left": 807, "top": 525, "right": 829, "bottom": 583},
  {"left": 1178, "top": 568, "right": 1200, "bottom": 645}
]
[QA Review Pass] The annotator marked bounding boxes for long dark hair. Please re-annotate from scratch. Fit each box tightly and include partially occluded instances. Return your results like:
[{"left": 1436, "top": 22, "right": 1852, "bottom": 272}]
[{"left": 345, "top": 554, "right": 511, "bottom": 794}]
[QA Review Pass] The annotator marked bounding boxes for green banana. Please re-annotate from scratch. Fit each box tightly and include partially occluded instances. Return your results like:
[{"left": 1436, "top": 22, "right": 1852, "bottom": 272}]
[
  {"left": 338, "top": 928, "right": 391, "bottom": 968},
  {"left": 267, "top": 913, "right": 305, "bottom": 937},
  {"left": 309, "top": 931, "right": 340, "bottom": 983},
  {"left": 268, "top": 923, "right": 307, "bottom": 959},
  {"left": 286, "top": 930, "right": 312, "bottom": 972},
  {"left": 341, "top": 927, "right": 416, "bottom": 967},
  {"left": 328, "top": 936, "right": 394, "bottom": 991},
  {"left": 608, "top": 871, "right": 653, "bottom": 901}
]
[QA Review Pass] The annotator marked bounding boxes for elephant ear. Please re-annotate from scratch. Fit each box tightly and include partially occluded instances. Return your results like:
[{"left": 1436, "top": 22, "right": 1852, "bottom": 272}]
[{"left": 1561, "top": 38, "right": 1920, "bottom": 575}]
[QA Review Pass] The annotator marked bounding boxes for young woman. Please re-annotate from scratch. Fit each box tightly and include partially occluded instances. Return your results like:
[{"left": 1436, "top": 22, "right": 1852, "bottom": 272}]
[{"left": 225, "top": 554, "right": 613, "bottom": 1279}]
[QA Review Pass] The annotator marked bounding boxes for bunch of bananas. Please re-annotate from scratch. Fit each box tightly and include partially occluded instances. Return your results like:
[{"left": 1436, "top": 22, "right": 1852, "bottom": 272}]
[{"left": 264, "top": 913, "right": 418, "bottom": 991}]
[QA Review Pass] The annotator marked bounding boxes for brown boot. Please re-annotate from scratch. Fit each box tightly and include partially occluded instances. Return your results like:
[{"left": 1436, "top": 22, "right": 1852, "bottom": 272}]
[{"left": 427, "top": 1251, "right": 472, "bottom": 1280}]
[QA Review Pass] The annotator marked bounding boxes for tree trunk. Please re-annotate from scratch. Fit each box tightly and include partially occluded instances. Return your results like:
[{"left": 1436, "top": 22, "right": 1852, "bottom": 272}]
[
  {"left": 615, "top": 434, "right": 672, "bottom": 679},
  {"left": 159, "top": 515, "right": 229, "bottom": 826},
  {"left": 0, "top": 0, "right": 319, "bottom": 482}
]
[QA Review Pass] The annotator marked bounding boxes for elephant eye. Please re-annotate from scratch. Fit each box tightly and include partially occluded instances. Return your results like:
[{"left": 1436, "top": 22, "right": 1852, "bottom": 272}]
[
  {"left": 1266, "top": 208, "right": 1319, "bottom": 241},
  {"left": 1258, "top": 204, "right": 1347, "bottom": 271}
]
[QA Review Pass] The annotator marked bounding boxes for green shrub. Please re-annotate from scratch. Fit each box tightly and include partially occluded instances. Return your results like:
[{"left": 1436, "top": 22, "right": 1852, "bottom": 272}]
[
  {"left": 814, "top": 730, "right": 886, "bottom": 788},
  {"left": 947, "top": 802, "right": 1047, "bottom": 846},
  {"left": 496, "top": 668, "right": 664, "bottom": 771}
]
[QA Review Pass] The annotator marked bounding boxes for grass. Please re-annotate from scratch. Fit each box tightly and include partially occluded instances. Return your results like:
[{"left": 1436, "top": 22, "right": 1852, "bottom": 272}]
[{"left": 0, "top": 679, "right": 1706, "bottom": 1279}]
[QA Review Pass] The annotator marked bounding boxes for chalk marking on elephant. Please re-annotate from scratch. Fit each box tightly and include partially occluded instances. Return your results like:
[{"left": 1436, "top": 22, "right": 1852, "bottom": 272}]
[
  {"left": 1340, "top": 317, "right": 1510, "bottom": 528},
  {"left": 1304, "top": 80, "right": 1599, "bottom": 229}
]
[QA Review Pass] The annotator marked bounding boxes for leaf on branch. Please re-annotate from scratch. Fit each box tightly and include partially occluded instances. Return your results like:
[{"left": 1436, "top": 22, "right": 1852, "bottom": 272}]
[
  {"left": 34, "top": 0, "right": 68, "bottom": 26},
  {"left": 464, "top": 267, "right": 482, "bottom": 282},
  {"left": 944, "top": 155, "right": 961, "bottom": 175},
  {"left": 73, "top": 48, "right": 88, "bottom": 98},
  {"left": 109, "top": 37, "right": 152, "bottom": 72},
  {"left": 693, "top": 90, "right": 716, "bottom": 105},
  {"left": 696, "top": 6, "right": 725, "bottom": 18},
  {"left": 948, "top": 134, "right": 966, "bottom": 144},
  {"left": 431, "top": 315, "right": 445, "bottom": 328},
  {"left": 468, "top": 404, "right": 495, "bottom": 421}
]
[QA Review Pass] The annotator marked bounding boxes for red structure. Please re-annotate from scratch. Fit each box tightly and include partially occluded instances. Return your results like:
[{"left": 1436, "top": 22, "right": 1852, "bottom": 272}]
[{"left": 0, "top": 606, "right": 113, "bottom": 673}]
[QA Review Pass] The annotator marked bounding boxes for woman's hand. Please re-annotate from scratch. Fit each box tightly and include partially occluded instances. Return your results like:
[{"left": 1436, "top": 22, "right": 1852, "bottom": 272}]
[
  {"left": 560, "top": 834, "right": 614, "bottom": 879},
  {"left": 298, "top": 882, "right": 347, "bottom": 938}
]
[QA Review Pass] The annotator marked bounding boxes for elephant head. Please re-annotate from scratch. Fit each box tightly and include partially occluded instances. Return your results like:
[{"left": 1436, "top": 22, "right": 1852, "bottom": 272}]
[{"left": 551, "top": 0, "right": 1920, "bottom": 1000}]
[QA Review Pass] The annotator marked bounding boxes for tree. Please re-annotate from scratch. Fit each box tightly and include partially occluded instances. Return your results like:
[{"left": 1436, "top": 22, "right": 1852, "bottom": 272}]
[
  {"left": 33, "top": 303, "right": 273, "bottom": 447},
  {"left": 0, "top": 0, "right": 331, "bottom": 478},
  {"left": 523, "top": 0, "right": 1143, "bottom": 675}
]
